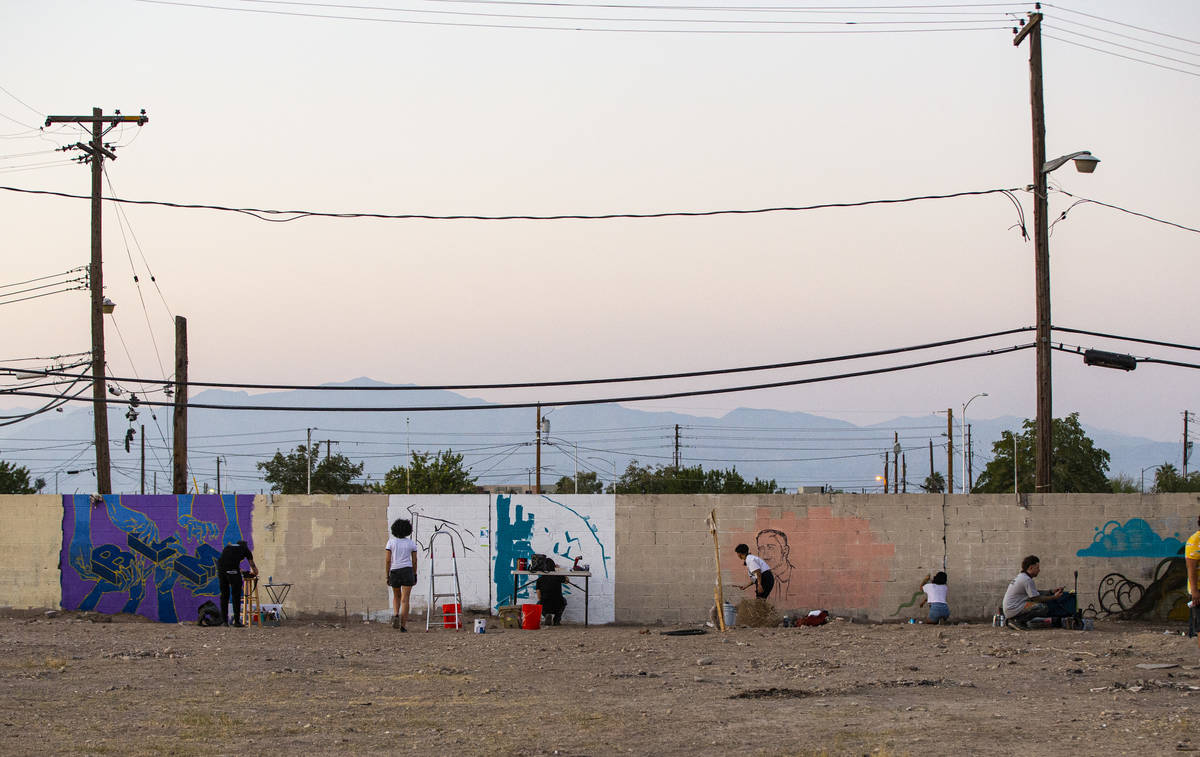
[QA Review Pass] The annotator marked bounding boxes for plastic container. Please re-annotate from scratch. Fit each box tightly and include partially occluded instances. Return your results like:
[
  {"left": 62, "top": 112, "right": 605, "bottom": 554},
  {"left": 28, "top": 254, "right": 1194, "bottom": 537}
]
[
  {"left": 473, "top": 618, "right": 486, "bottom": 634},
  {"left": 517, "top": 558, "right": 528, "bottom": 571},
  {"left": 521, "top": 603, "right": 542, "bottom": 630},
  {"left": 443, "top": 603, "right": 462, "bottom": 630},
  {"left": 722, "top": 601, "right": 736, "bottom": 628}
]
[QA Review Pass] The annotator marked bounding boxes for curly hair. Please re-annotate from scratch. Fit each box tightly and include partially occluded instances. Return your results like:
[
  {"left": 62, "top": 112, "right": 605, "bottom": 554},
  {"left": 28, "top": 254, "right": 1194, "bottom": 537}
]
[{"left": 390, "top": 518, "right": 413, "bottom": 538}]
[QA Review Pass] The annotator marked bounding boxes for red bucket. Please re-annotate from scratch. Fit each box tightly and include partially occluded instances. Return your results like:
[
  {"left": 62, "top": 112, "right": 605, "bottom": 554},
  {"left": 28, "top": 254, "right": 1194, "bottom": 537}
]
[
  {"left": 521, "top": 603, "right": 542, "bottom": 630},
  {"left": 443, "top": 603, "right": 462, "bottom": 629}
]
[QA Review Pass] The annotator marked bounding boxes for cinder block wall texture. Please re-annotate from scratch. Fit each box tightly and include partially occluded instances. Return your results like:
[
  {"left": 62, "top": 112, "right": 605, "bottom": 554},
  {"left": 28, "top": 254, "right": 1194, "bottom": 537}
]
[
  {"left": 0, "top": 495, "right": 64, "bottom": 610},
  {"left": 2, "top": 493, "right": 1198, "bottom": 623},
  {"left": 614, "top": 493, "right": 1200, "bottom": 624},
  {"left": 250, "top": 493, "right": 389, "bottom": 619}
]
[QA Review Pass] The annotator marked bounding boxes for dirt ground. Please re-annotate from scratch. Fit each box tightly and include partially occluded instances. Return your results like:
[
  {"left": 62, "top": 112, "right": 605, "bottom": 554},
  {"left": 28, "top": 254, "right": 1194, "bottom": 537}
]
[{"left": 0, "top": 611, "right": 1197, "bottom": 756}]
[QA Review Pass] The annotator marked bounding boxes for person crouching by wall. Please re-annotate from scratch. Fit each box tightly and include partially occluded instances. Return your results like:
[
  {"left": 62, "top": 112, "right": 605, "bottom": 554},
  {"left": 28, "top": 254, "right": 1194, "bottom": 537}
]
[
  {"left": 536, "top": 559, "right": 567, "bottom": 626},
  {"left": 919, "top": 571, "right": 950, "bottom": 624},
  {"left": 735, "top": 543, "right": 775, "bottom": 599},
  {"left": 385, "top": 518, "right": 418, "bottom": 632},
  {"left": 1002, "top": 554, "right": 1076, "bottom": 630}
]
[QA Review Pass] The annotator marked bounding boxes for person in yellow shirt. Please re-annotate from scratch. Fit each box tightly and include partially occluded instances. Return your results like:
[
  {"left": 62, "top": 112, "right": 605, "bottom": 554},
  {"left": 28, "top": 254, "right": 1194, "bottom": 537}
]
[{"left": 1186, "top": 515, "right": 1200, "bottom": 651}]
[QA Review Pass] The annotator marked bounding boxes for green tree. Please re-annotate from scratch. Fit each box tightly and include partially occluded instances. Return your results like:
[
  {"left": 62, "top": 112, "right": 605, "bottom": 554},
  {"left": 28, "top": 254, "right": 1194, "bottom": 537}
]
[
  {"left": 613, "top": 461, "right": 783, "bottom": 494},
  {"left": 257, "top": 445, "right": 365, "bottom": 494},
  {"left": 0, "top": 460, "right": 45, "bottom": 494},
  {"left": 1152, "top": 463, "right": 1200, "bottom": 493},
  {"left": 381, "top": 450, "right": 478, "bottom": 494},
  {"left": 553, "top": 471, "right": 603, "bottom": 494},
  {"left": 973, "top": 413, "right": 1110, "bottom": 493},
  {"left": 920, "top": 472, "right": 946, "bottom": 493},
  {"left": 1108, "top": 473, "right": 1140, "bottom": 493}
]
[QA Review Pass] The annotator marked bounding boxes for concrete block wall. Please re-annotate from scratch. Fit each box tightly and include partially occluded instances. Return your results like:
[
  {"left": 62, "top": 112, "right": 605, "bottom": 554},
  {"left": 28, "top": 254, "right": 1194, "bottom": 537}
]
[
  {"left": 616, "top": 493, "right": 1200, "bottom": 625},
  {"left": 250, "top": 493, "right": 389, "bottom": 619},
  {"left": 0, "top": 495, "right": 63, "bottom": 610}
]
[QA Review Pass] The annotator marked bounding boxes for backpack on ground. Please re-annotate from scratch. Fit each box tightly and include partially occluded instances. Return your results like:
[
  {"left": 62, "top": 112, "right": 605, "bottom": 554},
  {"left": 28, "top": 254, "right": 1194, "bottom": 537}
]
[{"left": 197, "top": 600, "right": 223, "bottom": 626}]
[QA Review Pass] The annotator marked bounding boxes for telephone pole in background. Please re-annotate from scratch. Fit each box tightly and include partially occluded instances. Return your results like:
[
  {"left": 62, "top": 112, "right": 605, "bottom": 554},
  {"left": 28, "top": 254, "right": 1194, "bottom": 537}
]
[
  {"left": 945, "top": 409, "right": 954, "bottom": 494},
  {"left": 1185, "top": 411, "right": 1194, "bottom": 477},
  {"left": 535, "top": 405, "right": 543, "bottom": 494},
  {"left": 892, "top": 433, "right": 900, "bottom": 494},
  {"left": 45, "top": 107, "right": 148, "bottom": 494},
  {"left": 673, "top": 424, "right": 681, "bottom": 468},
  {"left": 172, "top": 316, "right": 188, "bottom": 494}
]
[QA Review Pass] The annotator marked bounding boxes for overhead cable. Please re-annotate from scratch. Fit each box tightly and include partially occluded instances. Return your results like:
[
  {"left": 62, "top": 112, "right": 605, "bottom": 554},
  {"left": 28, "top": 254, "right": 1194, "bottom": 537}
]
[
  {"left": 0, "top": 184, "right": 1026, "bottom": 224},
  {"left": 0, "top": 325, "right": 1034, "bottom": 391},
  {"left": 0, "top": 342, "right": 1035, "bottom": 412}
]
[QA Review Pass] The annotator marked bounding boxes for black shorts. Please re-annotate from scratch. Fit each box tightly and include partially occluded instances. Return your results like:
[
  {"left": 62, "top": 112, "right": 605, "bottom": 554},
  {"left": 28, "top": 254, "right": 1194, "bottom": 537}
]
[
  {"left": 388, "top": 567, "right": 416, "bottom": 588},
  {"left": 756, "top": 570, "right": 775, "bottom": 599},
  {"left": 1190, "top": 602, "right": 1199, "bottom": 639}
]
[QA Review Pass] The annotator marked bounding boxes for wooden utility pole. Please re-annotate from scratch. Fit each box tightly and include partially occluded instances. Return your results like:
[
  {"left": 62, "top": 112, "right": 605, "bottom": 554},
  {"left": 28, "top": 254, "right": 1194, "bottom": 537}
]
[
  {"left": 216, "top": 456, "right": 222, "bottom": 495},
  {"left": 928, "top": 439, "right": 935, "bottom": 482},
  {"left": 140, "top": 424, "right": 145, "bottom": 494},
  {"left": 1184, "top": 411, "right": 1193, "bottom": 477},
  {"left": 967, "top": 424, "right": 974, "bottom": 491},
  {"left": 946, "top": 408, "right": 954, "bottom": 494},
  {"left": 673, "top": 424, "right": 681, "bottom": 468},
  {"left": 901, "top": 454, "right": 907, "bottom": 494},
  {"left": 45, "top": 108, "right": 148, "bottom": 493},
  {"left": 1014, "top": 12, "right": 1053, "bottom": 493},
  {"left": 883, "top": 452, "right": 889, "bottom": 493},
  {"left": 172, "top": 316, "right": 188, "bottom": 493},
  {"left": 535, "top": 404, "right": 543, "bottom": 494},
  {"left": 893, "top": 432, "right": 900, "bottom": 494}
]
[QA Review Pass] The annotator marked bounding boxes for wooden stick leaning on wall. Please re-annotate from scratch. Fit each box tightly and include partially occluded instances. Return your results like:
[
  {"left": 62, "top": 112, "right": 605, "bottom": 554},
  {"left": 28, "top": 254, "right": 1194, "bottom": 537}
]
[{"left": 707, "top": 509, "right": 726, "bottom": 632}]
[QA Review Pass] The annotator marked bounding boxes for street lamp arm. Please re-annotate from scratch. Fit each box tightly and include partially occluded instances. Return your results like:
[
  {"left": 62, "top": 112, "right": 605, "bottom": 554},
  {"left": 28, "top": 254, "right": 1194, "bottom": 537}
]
[{"left": 1043, "top": 151, "right": 1098, "bottom": 175}]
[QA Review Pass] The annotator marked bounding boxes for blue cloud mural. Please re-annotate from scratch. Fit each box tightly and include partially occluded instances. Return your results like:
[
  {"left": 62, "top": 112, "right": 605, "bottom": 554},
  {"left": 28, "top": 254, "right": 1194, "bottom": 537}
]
[{"left": 1076, "top": 518, "right": 1184, "bottom": 558}]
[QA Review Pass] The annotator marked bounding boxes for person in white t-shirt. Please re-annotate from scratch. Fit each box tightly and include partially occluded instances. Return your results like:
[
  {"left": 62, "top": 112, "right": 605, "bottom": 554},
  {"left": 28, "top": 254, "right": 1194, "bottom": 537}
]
[
  {"left": 734, "top": 543, "right": 775, "bottom": 599},
  {"left": 385, "top": 518, "right": 419, "bottom": 632},
  {"left": 919, "top": 571, "right": 950, "bottom": 624}
]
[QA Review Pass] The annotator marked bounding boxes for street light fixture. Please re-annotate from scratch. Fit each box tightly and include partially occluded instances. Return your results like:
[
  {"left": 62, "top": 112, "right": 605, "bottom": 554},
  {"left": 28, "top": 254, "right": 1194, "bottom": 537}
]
[
  {"left": 961, "top": 393, "right": 988, "bottom": 494},
  {"left": 1140, "top": 464, "right": 1163, "bottom": 494}
]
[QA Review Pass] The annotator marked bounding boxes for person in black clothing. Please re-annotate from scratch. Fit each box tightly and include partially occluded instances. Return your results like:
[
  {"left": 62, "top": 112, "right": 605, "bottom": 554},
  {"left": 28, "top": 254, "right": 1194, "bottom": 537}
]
[
  {"left": 535, "top": 559, "right": 567, "bottom": 626},
  {"left": 217, "top": 540, "right": 257, "bottom": 627}
]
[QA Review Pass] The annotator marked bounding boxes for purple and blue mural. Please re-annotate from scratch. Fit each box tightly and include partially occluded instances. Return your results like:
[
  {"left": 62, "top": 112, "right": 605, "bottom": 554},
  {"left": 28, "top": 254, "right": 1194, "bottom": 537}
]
[{"left": 61, "top": 494, "right": 253, "bottom": 623}]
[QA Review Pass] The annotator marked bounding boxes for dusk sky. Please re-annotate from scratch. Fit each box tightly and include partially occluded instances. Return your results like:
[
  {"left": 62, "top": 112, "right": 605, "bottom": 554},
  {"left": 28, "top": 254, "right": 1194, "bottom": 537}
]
[{"left": 3, "top": 0, "right": 1197, "bottom": 447}]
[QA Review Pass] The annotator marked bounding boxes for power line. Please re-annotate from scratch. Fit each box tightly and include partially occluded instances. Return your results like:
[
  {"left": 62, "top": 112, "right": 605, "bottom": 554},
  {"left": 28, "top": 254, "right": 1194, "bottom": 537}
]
[
  {"left": 0, "top": 183, "right": 1026, "bottom": 224},
  {"left": 1043, "top": 3, "right": 1200, "bottom": 47},
  {"left": 135, "top": 0, "right": 1013, "bottom": 33},
  {"left": 1051, "top": 189, "right": 1200, "bottom": 235},
  {"left": 1052, "top": 326, "right": 1200, "bottom": 353},
  {"left": 0, "top": 342, "right": 1035, "bottom": 412},
  {"left": 1043, "top": 33, "right": 1200, "bottom": 78},
  {"left": 0, "top": 325, "right": 1035, "bottom": 391},
  {"left": 1043, "top": 25, "right": 1200, "bottom": 71}
]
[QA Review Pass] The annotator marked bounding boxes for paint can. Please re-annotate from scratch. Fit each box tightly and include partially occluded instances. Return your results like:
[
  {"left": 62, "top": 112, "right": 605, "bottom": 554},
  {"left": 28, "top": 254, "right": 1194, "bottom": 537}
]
[
  {"left": 517, "top": 558, "right": 528, "bottom": 571},
  {"left": 473, "top": 618, "right": 486, "bottom": 634},
  {"left": 722, "top": 602, "right": 737, "bottom": 628},
  {"left": 1081, "top": 618, "right": 1094, "bottom": 631}
]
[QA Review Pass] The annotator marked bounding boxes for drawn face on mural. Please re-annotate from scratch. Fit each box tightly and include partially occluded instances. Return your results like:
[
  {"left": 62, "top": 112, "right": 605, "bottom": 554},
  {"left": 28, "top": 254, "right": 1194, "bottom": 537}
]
[{"left": 756, "top": 529, "right": 792, "bottom": 578}]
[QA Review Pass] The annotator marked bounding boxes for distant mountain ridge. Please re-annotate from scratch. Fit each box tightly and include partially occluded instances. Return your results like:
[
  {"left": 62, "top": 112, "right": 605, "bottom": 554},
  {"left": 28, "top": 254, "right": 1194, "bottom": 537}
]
[{"left": 1, "top": 377, "right": 1181, "bottom": 494}]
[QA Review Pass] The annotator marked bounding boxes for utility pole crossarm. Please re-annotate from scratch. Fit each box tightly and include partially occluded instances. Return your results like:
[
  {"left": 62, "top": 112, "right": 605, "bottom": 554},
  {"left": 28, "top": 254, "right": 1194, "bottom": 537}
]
[
  {"left": 1012, "top": 12, "right": 1041, "bottom": 47},
  {"left": 45, "top": 113, "right": 148, "bottom": 126}
]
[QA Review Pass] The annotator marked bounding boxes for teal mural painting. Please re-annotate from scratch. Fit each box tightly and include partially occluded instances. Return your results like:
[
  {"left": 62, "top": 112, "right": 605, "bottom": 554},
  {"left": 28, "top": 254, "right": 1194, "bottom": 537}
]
[
  {"left": 1076, "top": 518, "right": 1184, "bottom": 558},
  {"left": 492, "top": 494, "right": 534, "bottom": 607}
]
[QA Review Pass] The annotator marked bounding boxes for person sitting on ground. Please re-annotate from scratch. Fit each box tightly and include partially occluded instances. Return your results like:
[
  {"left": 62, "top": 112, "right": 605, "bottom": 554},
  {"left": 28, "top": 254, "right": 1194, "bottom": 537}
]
[
  {"left": 535, "top": 559, "right": 567, "bottom": 626},
  {"left": 919, "top": 571, "right": 951, "bottom": 625},
  {"left": 735, "top": 543, "right": 774, "bottom": 600},
  {"left": 1002, "top": 555, "right": 1075, "bottom": 629}
]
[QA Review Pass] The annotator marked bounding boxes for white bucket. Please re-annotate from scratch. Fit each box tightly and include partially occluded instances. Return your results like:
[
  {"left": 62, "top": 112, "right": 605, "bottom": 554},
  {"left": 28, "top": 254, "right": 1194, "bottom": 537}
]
[
  {"left": 722, "top": 602, "right": 737, "bottom": 628},
  {"left": 473, "top": 618, "right": 486, "bottom": 634}
]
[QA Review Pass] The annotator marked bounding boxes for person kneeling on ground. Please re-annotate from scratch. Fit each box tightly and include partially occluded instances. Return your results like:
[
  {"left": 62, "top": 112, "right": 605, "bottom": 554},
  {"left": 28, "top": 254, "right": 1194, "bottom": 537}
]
[
  {"left": 735, "top": 543, "right": 774, "bottom": 600},
  {"left": 919, "top": 571, "right": 951, "bottom": 624},
  {"left": 1002, "top": 555, "right": 1075, "bottom": 629},
  {"left": 536, "top": 559, "right": 567, "bottom": 626}
]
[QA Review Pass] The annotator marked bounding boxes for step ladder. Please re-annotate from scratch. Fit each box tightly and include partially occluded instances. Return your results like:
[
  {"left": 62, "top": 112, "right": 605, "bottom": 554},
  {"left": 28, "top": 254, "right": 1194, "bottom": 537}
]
[{"left": 425, "top": 527, "right": 463, "bottom": 631}]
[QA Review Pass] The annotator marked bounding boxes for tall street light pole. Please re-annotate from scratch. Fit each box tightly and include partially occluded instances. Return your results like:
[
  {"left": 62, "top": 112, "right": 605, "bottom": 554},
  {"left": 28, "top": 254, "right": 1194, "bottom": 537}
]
[
  {"left": 1013, "top": 11, "right": 1100, "bottom": 493},
  {"left": 961, "top": 393, "right": 988, "bottom": 493}
]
